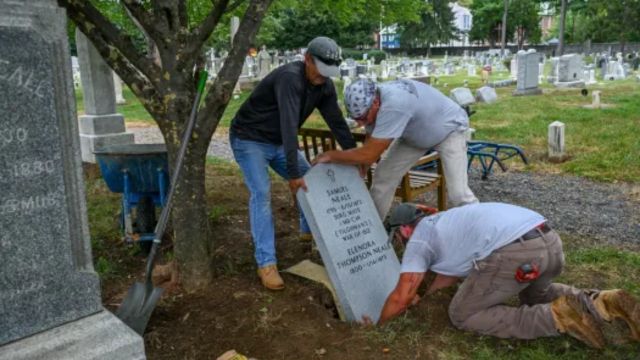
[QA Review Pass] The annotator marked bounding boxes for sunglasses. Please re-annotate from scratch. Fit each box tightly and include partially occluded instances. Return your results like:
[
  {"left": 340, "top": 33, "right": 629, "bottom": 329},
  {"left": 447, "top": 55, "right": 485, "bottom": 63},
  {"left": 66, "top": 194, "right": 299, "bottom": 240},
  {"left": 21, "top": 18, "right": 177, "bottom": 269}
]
[{"left": 316, "top": 56, "right": 342, "bottom": 67}]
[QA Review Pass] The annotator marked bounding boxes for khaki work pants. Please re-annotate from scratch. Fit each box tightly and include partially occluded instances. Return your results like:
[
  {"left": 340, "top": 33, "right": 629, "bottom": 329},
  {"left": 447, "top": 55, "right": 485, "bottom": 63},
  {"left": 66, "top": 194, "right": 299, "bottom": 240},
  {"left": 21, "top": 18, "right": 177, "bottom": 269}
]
[
  {"left": 370, "top": 130, "right": 478, "bottom": 220},
  {"left": 448, "top": 230, "right": 581, "bottom": 339}
]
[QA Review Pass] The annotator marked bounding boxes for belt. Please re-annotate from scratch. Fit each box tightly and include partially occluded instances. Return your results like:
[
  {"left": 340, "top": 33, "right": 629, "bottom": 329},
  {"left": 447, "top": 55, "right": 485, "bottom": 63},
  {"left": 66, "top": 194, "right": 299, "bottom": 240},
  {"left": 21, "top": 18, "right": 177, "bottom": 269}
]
[{"left": 518, "top": 223, "right": 552, "bottom": 242}]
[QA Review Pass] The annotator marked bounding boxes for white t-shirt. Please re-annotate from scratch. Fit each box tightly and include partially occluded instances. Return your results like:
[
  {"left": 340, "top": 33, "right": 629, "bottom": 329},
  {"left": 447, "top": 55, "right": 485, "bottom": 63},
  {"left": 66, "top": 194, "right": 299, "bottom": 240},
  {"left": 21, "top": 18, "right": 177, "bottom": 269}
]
[
  {"left": 367, "top": 79, "right": 469, "bottom": 149},
  {"left": 400, "top": 203, "right": 546, "bottom": 277}
]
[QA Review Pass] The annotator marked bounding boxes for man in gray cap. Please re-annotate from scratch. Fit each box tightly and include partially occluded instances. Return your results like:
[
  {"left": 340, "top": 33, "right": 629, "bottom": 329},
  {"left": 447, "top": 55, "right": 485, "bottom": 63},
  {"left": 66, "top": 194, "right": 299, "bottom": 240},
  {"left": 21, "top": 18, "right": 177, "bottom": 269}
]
[
  {"left": 314, "top": 78, "right": 478, "bottom": 220},
  {"left": 372, "top": 202, "right": 640, "bottom": 349},
  {"left": 230, "top": 36, "right": 356, "bottom": 290}
]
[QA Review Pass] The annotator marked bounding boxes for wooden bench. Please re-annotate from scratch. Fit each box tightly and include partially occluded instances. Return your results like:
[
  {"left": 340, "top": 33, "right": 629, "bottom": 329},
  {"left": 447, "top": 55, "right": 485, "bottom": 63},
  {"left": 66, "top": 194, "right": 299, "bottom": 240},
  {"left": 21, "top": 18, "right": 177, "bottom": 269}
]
[{"left": 299, "top": 128, "right": 447, "bottom": 211}]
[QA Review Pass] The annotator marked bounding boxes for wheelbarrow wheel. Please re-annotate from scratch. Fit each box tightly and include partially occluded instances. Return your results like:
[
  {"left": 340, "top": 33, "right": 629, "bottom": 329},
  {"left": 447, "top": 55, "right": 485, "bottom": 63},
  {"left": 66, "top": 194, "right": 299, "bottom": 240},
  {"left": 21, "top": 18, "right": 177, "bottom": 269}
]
[{"left": 136, "top": 196, "right": 156, "bottom": 255}]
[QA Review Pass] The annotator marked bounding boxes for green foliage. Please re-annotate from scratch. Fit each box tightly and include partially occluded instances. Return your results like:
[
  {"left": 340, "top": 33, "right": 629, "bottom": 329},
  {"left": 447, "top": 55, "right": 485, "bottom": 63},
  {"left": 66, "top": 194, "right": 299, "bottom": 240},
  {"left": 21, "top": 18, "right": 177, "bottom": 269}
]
[
  {"left": 509, "top": 0, "right": 542, "bottom": 46},
  {"left": 398, "top": 0, "right": 458, "bottom": 49},
  {"left": 341, "top": 49, "right": 387, "bottom": 64},
  {"left": 469, "top": 0, "right": 505, "bottom": 46}
]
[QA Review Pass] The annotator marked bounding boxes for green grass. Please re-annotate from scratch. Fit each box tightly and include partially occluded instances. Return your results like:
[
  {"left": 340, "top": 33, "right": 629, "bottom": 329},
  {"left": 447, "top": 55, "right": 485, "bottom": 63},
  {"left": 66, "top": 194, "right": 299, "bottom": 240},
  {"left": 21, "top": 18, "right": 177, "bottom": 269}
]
[
  {"left": 359, "top": 235, "right": 640, "bottom": 359},
  {"left": 76, "top": 71, "right": 640, "bottom": 183}
]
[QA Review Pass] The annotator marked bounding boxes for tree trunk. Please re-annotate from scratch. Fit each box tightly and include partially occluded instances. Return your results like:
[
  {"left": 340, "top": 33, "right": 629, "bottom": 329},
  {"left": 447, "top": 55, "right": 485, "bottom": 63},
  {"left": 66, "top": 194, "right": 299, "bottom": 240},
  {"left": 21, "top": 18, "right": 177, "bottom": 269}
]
[
  {"left": 159, "top": 94, "right": 214, "bottom": 290},
  {"left": 558, "top": 0, "right": 567, "bottom": 55},
  {"left": 501, "top": 0, "right": 508, "bottom": 57}
]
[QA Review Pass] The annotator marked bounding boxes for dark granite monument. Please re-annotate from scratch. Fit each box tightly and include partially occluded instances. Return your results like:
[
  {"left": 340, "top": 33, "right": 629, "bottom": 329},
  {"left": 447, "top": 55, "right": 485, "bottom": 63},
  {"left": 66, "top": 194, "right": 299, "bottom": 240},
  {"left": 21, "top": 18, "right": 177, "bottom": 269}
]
[{"left": 0, "top": 1, "right": 144, "bottom": 358}]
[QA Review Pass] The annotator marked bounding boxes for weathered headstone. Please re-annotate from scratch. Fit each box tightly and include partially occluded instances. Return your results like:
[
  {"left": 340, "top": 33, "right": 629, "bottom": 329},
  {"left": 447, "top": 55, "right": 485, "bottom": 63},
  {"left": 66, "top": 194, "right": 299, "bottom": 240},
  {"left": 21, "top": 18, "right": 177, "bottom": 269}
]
[
  {"left": 0, "top": 1, "right": 144, "bottom": 358},
  {"left": 513, "top": 50, "right": 541, "bottom": 96},
  {"left": 548, "top": 121, "right": 566, "bottom": 162},
  {"left": 476, "top": 86, "right": 498, "bottom": 103},
  {"left": 555, "top": 54, "right": 585, "bottom": 87},
  {"left": 450, "top": 87, "right": 476, "bottom": 106},
  {"left": 76, "top": 30, "right": 133, "bottom": 163},
  {"left": 257, "top": 46, "right": 271, "bottom": 79},
  {"left": 297, "top": 164, "right": 400, "bottom": 323},
  {"left": 113, "top": 71, "right": 126, "bottom": 104}
]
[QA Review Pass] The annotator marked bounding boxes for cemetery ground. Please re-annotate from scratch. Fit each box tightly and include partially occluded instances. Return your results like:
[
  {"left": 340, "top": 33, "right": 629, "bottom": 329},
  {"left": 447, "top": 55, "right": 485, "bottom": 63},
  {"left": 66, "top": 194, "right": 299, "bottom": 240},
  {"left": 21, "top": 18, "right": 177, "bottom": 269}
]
[{"left": 80, "top": 72, "right": 640, "bottom": 359}]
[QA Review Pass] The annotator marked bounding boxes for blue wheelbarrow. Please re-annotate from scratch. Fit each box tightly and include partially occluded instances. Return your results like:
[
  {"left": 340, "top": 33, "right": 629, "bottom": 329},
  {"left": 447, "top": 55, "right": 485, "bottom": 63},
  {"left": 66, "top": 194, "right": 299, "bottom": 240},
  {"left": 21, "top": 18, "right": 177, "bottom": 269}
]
[{"left": 94, "top": 144, "right": 169, "bottom": 253}]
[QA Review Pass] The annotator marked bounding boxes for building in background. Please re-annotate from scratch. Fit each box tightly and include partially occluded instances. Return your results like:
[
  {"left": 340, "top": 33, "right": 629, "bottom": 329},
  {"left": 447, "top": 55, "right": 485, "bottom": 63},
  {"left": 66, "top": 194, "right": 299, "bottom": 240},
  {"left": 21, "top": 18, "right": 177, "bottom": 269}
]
[
  {"left": 540, "top": 2, "right": 555, "bottom": 39},
  {"left": 379, "top": 2, "right": 472, "bottom": 49}
]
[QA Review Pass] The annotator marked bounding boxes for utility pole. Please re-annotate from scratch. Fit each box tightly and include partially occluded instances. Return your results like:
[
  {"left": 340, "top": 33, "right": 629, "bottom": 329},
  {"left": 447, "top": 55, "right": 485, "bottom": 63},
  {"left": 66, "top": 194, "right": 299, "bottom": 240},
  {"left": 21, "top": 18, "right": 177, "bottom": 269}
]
[
  {"left": 558, "top": 0, "right": 567, "bottom": 55},
  {"left": 500, "top": 0, "right": 509, "bottom": 57}
]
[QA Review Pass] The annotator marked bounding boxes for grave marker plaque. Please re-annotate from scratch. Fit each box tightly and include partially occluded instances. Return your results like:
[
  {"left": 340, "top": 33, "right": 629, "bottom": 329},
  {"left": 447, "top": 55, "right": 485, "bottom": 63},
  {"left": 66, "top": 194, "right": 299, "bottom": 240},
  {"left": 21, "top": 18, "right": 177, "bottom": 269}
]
[{"left": 298, "top": 164, "right": 400, "bottom": 323}]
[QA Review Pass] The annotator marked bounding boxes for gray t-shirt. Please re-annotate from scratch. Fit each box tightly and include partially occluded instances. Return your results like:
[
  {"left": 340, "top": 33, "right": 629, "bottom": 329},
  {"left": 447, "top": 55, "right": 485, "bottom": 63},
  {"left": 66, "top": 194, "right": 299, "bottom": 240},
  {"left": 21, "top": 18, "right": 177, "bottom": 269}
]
[
  {"left": 368, "top": 79, "right": 469, "bottom": 149},
  {"left": 400, "top": 203, "right": 546, "bottom": 277}
]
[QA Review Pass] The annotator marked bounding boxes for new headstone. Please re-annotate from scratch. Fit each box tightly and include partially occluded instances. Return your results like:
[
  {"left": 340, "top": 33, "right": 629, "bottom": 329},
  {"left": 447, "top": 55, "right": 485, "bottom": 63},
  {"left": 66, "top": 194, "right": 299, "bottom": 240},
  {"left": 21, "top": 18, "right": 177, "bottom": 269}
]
[
  {"left": 0, "top": 1, "right": 145, "bottom": 358},
  {"left": 555, "top": 54, "right": 585, "bottom": 88},
  {"left": 476, "top": 86, "right": 498, "bottom": 103},
  {"left": 297, "top": 164, "right": 400, "bottom": 323},
  {"left": 513, "top": 50, "right": 542, "bottom": 96},
  {"left": 548, "top": 121, "right": 566, "bottom": 162},
  {"left": 76, "top": 30, "right": 133, "bottom": 163}
]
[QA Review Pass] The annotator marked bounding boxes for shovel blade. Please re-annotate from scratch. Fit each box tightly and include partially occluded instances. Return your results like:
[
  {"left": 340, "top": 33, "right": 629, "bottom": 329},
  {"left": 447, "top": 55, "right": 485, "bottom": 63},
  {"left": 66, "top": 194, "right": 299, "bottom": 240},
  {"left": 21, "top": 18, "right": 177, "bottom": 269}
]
[{"left": 115, "top": 282, "right": 164, "bottom": 335}]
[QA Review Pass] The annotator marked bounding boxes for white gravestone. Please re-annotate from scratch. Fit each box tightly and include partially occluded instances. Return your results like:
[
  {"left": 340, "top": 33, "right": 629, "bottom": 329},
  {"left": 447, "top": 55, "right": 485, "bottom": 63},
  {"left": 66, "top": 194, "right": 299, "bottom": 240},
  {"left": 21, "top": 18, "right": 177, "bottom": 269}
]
[
  {"left": 450, "top": 87, "right": 476, "bottom": 106},
  {"left": 548, "top": 121, "right": 566, "bottom": 162},
  {"left": 297, "top": 164, "right": 400, "bottom": 323},
  {"left": 476, "top": 86, "right": 498, "bottom": 103},
  {"left": 513, "top": 50, "right": 541, "bottom": 96},
  {"left": 555, "top": 54, "right": 585, "bottom": 87},
  {"left": 113, "top": 71, "right": 126, "bottom": 104}
]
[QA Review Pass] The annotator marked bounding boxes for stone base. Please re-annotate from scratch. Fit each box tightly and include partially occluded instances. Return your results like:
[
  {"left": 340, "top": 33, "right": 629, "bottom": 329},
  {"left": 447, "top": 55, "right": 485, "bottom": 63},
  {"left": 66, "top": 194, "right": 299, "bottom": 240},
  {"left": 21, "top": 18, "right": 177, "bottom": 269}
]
[
  {"left": 554, "top": 80, "right": 585, "bottom": 88},
  {"left": 80, "top": 132, "right": 134, "bottom": 163},
  {"left": 0, "top": 310, "right": 145, "bottom": 360},
  {"left": 79, "top": 113, "right": 126, "bottom": 135},
  {"left": 513, "top": 88, "right": 543, "bottom": 96}
]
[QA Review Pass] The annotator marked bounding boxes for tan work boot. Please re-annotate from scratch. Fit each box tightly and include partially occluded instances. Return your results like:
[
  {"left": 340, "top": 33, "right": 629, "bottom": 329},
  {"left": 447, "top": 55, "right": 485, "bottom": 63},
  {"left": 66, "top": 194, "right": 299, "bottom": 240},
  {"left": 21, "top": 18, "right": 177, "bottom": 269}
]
[
  {"left": 257, "top": 264, "right": 284, "bottom": 290},
  {"left": 551, "top": 295, "right": 606, "bottom": 349},
  {"left": 591, "top": 289, "right": 640, "bottom": 341}
]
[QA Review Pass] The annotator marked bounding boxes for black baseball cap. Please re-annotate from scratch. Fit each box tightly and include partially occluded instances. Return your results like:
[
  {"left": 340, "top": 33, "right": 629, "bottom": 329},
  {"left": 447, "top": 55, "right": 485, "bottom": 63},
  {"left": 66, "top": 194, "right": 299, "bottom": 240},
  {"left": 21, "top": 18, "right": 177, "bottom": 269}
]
[{"left": 307, "top": 36, "right": 342, "bottom": 78}]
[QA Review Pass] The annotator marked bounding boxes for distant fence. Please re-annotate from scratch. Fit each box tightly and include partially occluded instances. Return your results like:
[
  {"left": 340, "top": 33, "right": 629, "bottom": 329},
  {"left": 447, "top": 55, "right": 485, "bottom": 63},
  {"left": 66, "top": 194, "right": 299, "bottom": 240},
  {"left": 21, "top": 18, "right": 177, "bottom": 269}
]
[{"left": 385, "top": 42, "right": 640, "bottom": 57}]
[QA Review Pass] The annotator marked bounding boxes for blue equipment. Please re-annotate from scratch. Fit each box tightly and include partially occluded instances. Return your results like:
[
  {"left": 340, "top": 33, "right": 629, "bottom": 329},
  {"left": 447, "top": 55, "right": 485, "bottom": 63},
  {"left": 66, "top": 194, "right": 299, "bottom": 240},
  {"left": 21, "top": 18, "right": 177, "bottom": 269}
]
[
  {"left": 467, "top": 141, "right": 528, "bottom": 180},
  {"left": 94, "top": 144, "right": 169, "bottom": 250}
]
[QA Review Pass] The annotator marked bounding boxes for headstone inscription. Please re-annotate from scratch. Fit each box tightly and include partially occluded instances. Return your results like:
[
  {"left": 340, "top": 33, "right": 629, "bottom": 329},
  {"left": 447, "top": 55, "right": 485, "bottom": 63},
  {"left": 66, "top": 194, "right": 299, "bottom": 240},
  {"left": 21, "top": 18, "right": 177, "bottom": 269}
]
[
  {"left": 513, "top": 50, "right": 541, "bottom": 96},
  {"left": 0, "top": 1, "right": 144, "bottom": 358},
  {"left": 297, "top": 164, "right": 400, "bottom": 323}
]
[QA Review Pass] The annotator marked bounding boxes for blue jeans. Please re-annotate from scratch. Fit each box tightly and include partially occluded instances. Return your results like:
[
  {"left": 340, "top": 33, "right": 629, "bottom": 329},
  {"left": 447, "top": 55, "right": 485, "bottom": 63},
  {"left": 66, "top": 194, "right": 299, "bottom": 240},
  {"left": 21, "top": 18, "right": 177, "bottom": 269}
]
[{"left": 230, "top": 134, "right": 311, "bottom": 267}]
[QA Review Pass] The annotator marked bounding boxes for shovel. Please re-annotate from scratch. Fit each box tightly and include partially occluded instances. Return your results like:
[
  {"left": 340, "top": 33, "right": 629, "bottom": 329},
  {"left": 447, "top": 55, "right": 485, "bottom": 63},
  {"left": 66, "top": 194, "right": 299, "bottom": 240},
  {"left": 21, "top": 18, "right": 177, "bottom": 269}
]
[{"left": 115, "top": 70, "right": 208, "bottom": 335}]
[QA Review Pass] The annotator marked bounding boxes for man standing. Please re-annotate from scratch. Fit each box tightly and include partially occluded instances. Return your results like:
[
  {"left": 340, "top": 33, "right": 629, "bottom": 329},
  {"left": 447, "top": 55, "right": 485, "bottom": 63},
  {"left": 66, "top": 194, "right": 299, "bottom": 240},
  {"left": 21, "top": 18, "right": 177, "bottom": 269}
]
[
  {"left": 372, "top": 202, "right": 640, "bottom": 349},
  {"left": 315, "top": 78, "right": 478, "bottom": 220},
  {"left": 230, "top": 37, "right": 356, "bottom": 290}
]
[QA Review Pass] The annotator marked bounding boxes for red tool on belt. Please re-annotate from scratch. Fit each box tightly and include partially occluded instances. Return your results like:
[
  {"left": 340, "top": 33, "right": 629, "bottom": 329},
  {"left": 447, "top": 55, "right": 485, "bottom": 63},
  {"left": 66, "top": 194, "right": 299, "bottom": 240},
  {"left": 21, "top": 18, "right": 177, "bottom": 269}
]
[{"left": 515, "top": 262, "right": 540, "bottom": 283}]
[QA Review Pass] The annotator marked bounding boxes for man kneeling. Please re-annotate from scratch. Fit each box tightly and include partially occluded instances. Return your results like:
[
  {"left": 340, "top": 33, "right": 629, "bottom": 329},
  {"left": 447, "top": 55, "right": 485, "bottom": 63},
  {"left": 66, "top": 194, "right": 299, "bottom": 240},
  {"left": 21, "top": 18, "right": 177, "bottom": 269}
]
[{"left": 374, "top": 202, "right": 640, "bottom": 349}]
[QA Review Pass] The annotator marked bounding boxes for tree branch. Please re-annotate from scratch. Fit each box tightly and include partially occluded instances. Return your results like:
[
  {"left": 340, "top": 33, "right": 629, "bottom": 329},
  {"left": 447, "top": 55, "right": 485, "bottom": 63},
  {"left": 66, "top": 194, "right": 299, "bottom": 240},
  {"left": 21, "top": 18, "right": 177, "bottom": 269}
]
[
  {"left": 121, "top": 0, "right": 165, "bottom": 51},
  {"left": 198, "top": 0, "right": 274, "bottom": 141},
  {"left": 58, "top": 0, "right": 161, "bottom": 84},
  {"left": 182, "top": 0, "right": 230, "bottom": 61},
  {"left": 58, "top": 0, "right": 163, "bottom": 116}
]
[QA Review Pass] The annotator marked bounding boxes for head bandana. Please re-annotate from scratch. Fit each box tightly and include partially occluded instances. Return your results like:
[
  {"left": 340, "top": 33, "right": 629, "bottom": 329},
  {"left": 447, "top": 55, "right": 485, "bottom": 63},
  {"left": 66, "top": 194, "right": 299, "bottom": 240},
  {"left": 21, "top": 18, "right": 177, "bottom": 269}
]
[{"left": 344, "top": 78, "right": 377, "bottom": 119}]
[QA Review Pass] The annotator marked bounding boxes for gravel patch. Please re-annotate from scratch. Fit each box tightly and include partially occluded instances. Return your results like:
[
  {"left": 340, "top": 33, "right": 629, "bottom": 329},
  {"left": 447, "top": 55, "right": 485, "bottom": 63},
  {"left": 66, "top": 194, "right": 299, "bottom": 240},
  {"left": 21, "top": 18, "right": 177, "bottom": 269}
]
[
  {"left": 128, "top": 125, "right": 640, "bottom": 246},
  {"left": 128, "top": 125, "right": 235, "bottom": 161},
  {"left": 469, "top": 171, "right": 640, "bottom": 246}
]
